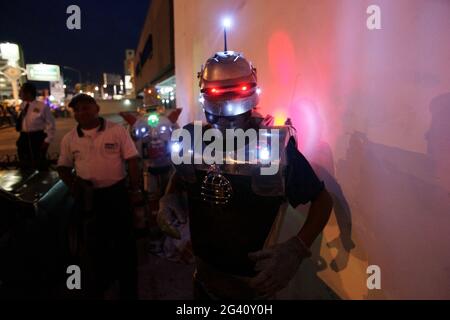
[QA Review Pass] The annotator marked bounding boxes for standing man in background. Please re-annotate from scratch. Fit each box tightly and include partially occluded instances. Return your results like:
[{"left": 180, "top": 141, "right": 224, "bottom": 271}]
[
  {"left": 57, "top": 94, "right": 141, "bottom": 299},
  {"left": 16, "top": 82, "right": 55, "bottom": 170}
]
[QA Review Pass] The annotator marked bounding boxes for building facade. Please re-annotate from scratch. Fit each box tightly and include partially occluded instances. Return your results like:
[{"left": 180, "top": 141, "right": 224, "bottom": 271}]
[
  {"left": 135, "top": 0, "right": 175, "bottom": 109},
  {"left": 0, "top": 42, "right": 26, "bottom": 101}
]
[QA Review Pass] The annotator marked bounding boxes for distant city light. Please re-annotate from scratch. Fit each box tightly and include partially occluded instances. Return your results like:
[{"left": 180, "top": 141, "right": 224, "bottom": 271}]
[{"left": 159, "top": 87, "right": 174, "bottom": 94}]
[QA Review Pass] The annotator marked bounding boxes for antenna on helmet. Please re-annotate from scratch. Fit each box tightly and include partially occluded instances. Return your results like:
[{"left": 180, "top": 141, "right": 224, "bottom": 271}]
[{"left": 222, "top": 17, "right": 232, "bottom": 52}]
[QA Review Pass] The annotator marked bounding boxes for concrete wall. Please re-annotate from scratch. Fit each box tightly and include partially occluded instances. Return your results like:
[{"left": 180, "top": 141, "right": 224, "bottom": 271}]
[{"left": 174, "top": 0, "right": 450, "bottom": 299}]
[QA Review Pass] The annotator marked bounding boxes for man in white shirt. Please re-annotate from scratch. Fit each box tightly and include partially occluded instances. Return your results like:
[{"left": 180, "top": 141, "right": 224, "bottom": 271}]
[
  {"left": 16, "top": 82, "right": 55, "bottom": 170},
  {"left": 57, "top": 94, "right": 141, "bottom": 299}
]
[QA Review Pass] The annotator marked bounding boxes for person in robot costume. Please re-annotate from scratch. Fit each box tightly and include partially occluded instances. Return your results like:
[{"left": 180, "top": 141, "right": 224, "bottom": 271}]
[
  {"left": 121, "top": 109, "right": 193, "bottom": 263},
  {"left": 120, "top": 109, "right": 182, "bottom": 215},
  {"left": 159, "top": 50, "right": 333, "bottom": 299}
]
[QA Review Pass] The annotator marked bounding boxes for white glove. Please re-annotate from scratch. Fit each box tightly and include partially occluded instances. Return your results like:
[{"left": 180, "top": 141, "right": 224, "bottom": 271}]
[
  {"left": 248, "top": 236, "right": 311, "bottom": 298},
  {"left": 157, "top": 192, "right": 189, "bottom": 239}
]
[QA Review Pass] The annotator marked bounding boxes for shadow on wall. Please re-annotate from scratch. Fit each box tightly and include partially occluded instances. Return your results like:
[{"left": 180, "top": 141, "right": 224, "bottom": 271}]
[
  {"left": 426, "top": 93, "right": 450, "bottom": 192},
  {"left": 276, "top": 144, "right": 356, "bottom": 299},
  {"left": 315, "top": 164, "right": 356, "bottom": 273},
  {"left": 336, "top": 92, "right": 450, "bottom": 299},
  {"left": 293, "top": 98, "right": 358, "bottom": 273},
  {"left": 276, "top": 99, "right": 357, "bottom": 299}
]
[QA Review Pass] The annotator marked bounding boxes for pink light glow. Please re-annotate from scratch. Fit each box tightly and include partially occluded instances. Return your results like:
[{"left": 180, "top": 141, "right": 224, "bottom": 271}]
[
  {"left": 289, "top": 99, "right": 322, "bottom": 157},
  {"left": 268, "top": 31, "right": 297, "bottom": 86}
]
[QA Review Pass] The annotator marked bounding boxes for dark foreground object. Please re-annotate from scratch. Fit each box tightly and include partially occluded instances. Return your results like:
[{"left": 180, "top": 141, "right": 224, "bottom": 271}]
[{"left": 0, "top": 169, "right": 72, "bottom": 299}]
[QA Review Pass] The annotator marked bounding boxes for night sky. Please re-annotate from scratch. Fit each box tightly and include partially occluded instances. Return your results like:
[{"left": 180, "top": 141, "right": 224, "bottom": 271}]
[{"left": 0, "top": 0, "right": 150, "bottom": 86}]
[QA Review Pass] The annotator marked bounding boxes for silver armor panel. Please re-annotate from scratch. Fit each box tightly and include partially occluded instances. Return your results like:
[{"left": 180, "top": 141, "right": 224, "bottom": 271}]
[{"left": 175, "top": 120, "right": 293, "bottom": 198}]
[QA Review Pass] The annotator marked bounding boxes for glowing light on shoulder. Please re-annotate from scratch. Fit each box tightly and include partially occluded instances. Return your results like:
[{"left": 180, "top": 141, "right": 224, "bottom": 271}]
[{"left": 171, "top": 142, "right": 181, "bottom": 153}]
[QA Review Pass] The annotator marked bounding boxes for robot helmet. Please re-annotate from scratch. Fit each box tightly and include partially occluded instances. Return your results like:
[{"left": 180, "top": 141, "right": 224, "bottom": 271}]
[{"left": 198, "top": 51, "right": 260, "bottom": 118}]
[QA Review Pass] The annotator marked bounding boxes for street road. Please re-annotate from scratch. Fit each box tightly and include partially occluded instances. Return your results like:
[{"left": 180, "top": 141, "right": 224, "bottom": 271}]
[{"left": 0, "top": 101, "right": 134, "bottom": 158}]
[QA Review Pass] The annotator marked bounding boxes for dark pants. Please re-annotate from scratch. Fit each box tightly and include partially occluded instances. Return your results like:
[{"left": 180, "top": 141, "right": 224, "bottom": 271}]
[
  {"left": 70, "top": 180, "right": 137, "bottom": 299},
  {"left": 16, "top": 131, "right": 48, "bottom": 170}
]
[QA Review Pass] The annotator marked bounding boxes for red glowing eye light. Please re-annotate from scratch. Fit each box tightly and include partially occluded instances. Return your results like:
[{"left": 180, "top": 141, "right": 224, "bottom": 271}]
[{"left": 204, "top": 84, "right": 254, "bottom": 96}]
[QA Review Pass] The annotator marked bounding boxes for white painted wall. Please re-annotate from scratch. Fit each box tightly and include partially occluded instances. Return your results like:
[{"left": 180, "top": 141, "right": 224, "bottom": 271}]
[{"left": 174, "top": 0, "right": 450, "bottom": 299}]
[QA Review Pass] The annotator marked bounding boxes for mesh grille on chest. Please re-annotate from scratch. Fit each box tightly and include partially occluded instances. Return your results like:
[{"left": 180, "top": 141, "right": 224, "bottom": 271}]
[{"left": 200, "top": 168, "right": 233, "bottom": 205}]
